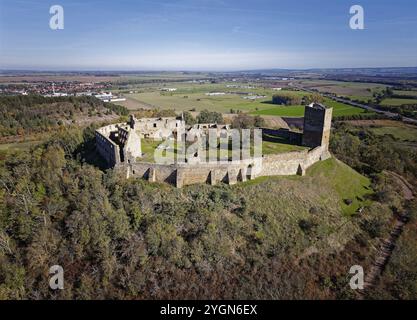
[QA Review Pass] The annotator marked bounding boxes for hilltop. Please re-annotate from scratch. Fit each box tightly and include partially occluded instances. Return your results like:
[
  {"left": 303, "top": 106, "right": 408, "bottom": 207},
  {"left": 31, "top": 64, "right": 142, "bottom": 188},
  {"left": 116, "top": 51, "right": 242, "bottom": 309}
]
[{"left": 0, "top": 128, "right": 393, "bottom": 299}]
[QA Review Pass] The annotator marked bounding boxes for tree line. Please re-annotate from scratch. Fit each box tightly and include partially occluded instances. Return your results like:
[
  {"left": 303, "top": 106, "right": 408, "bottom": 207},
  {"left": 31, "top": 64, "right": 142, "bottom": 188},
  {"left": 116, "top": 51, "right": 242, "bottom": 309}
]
[{"left": 0, "top": 95, "right": 128, "bottom": 138}]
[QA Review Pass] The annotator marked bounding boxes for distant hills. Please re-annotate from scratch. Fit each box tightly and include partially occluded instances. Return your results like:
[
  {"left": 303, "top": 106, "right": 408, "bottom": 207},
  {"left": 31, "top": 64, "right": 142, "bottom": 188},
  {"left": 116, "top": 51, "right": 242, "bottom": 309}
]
[{"left": 1, "top": 67, "right": 417, "bottom": 77}]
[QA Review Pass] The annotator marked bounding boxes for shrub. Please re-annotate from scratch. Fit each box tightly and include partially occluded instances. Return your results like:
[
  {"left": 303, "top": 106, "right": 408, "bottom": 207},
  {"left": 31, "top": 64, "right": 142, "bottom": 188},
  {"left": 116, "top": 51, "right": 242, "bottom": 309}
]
[
  {"left": 197, "top": 109, "right": 224, "bottom": 124},
  {"left": 361, "top": 218, "right": 384, "bottom": 238}
]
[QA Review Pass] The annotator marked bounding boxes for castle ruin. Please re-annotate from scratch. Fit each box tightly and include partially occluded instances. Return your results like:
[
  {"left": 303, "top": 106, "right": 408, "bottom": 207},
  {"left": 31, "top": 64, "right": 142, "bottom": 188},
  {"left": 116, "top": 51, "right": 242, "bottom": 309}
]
[{"left": 95, "top": 103, "right": 333, "bottom": 188}]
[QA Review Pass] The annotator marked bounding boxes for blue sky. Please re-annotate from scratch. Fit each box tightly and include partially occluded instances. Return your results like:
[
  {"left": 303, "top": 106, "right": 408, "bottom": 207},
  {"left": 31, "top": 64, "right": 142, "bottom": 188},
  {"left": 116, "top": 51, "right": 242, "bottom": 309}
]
[{"left": 0, "top": 0, "right": 416, "bottom": 70}]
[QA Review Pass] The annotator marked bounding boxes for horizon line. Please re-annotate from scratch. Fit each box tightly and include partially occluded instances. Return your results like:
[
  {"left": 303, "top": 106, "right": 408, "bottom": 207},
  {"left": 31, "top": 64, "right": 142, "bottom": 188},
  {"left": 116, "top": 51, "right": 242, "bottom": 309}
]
[{"left": 1, "top": 66, "right": 417, "bottom": 74}]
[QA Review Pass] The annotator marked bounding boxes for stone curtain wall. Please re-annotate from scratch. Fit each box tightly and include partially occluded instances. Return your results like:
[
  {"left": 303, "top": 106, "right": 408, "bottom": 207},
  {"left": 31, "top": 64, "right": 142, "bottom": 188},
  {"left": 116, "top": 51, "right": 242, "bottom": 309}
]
[
  {"left": 127, "top": 160, "right": 257, "bottom": 188},
  {"left": 260, "top": 146, "right": 330, "bottom": 177},
  {"left": 95, "top": 129, "right": 120, "bottom": 167},
  {"left": 122, "top": 146, "right": 330, "bottom": 188},
  {"left": 96, "top": 108, "right": 333, "bottom": 187}
]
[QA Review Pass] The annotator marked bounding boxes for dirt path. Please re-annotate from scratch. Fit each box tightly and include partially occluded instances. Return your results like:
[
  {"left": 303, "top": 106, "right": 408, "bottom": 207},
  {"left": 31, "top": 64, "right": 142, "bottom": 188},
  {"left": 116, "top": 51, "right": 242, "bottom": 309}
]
[
  {"left": 385, "top": 171, "right": 415, "bottom": 200},
  {"left": 360, "top": 172, "right": 414, "bottom": 296},
  {"left": 362, "top": 214, "right": 409, "bottom": 292}
]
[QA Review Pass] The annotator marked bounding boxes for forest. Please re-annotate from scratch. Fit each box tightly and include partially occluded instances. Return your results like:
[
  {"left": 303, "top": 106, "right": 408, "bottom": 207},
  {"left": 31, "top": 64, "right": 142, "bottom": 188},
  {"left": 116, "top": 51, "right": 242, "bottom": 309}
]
[
  {"left": 0, "top": 95, "right": 128, "bottom": 138},
  {"left": 0, "top": 95, "right": 416, "bottom": 300},
  {"left": 0, "top": 120, "right": 415, "bottom": 299}
]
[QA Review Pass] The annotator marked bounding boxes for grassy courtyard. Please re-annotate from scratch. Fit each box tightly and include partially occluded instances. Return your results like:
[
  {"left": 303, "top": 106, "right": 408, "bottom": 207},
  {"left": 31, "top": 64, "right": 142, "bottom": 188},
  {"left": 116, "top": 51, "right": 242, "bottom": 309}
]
[{"left": 139, "top": 136, "right": 308, "bottom": 163}]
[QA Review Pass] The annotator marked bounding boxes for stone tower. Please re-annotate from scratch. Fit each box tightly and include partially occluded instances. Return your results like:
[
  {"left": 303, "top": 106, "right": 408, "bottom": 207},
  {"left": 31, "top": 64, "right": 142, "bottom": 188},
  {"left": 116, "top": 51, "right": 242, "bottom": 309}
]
[
  {"left": 129, "top": 114, "right": 137, "bottom": 130},
  {"left": 302, "top": 103, "right": 333, "bottom": 148}
]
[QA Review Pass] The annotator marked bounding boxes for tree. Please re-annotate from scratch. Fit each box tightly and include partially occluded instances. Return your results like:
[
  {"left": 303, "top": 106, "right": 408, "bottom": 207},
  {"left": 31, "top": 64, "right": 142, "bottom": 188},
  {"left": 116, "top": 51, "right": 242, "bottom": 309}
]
[
  {"left": 385, "top": 87, "right": 394, "bottom": 98},
  {"left": 272, "top": 94, "right": 302, "bottom": 106},
  {"left": 231, "top": 114, "right": 265, "bottom": 129},
  {"left": 304, "top": 93, "right": 324, "bottom": 105},
  {"left": 196, "top": 110, "right": 224, "bottom": 124},
  {"left": 183, "top": 111, "right": 196, "bottom": 126}
]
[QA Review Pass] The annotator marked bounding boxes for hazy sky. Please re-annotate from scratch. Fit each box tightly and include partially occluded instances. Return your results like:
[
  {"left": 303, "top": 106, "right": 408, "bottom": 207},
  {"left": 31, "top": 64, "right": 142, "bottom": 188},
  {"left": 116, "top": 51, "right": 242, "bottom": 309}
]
[{"left": 0, "top": 0, "right": 417, "bottom": 70}]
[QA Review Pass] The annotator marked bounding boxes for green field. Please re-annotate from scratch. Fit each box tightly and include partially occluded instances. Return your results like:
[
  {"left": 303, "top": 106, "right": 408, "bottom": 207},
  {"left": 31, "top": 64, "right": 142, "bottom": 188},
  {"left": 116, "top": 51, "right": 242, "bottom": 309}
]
[
  {"left": 381, "top": 98, "right": 417, "bottom": 106},
  {"left": 117, "top": 83, "right": 309, "bottom": 113},
  {"left": 127, "top": 91, "right": 270, "bottom": 112},
  {"left": 297, "top": 80, "right": 387, "bottom": 100},
  {"left": 115, "top": 81, "right": 369, "bottom": 117},
  {"left": 369, "top": 126, "right": 417, "bottom": 141},
  {"left": 251, "top": 98, "right": 369, "bottom": 117},
  {"left": 393, "top": 90, "right": 417, "bottom": 97}
]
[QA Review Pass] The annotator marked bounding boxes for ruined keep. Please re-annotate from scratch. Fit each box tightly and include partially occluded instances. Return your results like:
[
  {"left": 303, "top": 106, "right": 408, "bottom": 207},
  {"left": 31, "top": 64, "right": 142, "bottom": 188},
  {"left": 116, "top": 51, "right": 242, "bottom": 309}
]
[
  {"left": 95, "top": 104, "right": 333, "bottom": 188},
  {"left": 302, "top": 103, "right": 333, "bottom": 148}
]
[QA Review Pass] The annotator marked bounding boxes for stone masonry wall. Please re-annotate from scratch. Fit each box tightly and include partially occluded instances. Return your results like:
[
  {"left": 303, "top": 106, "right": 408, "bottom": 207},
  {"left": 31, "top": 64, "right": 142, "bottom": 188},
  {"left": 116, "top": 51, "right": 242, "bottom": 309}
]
[
  {"left": 121, "top": 146, "right": 330, "bottom": 187},
  {"left": 95, "top": 130, "right": 120, "bottom": 167}
]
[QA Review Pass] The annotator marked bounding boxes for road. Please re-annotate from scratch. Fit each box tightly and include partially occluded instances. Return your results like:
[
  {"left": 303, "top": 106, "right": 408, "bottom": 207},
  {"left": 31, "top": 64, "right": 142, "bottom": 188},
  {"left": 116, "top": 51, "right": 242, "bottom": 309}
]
[{"left": 290, "top": 83, "right": 417, "bottom": 125}]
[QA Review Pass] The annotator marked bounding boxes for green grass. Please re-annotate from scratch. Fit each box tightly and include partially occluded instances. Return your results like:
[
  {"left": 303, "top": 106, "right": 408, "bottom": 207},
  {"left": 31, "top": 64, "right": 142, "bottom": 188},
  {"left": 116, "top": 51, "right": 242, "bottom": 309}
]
[
  {"left": 232, "top": 157, "right": 377, "bottom": 255},
  {"left": 118, "top": 84, "right": 311, "bottom": 113},
  {"left": 125, "top": 91, "right": 270, "bottom": 113},
  {"left": 369, "top": 126, "right": 417, "bottom": 141},
  {"left": 262, "top": 139, "right": 307, "bottom": 154},
  {"left": 393, "top": 90, "right": 417, "bottom": 97},
  {"left": 348, "top": 95, "right": 374, "bottom": 103},
  {"left": 381, "top": 98, "right": 417, "bottom": 106},
  {"left": 139, "top": 136, "right": 308, "bottom": 163},
  {"left": 117, "top": 81, "right": 371, "bottom": 117},
  {"left": 140, "top": 139, "right": 162, "bottom": 162},
  {"left": 298, "top": 80, "right": 387, "bottom": 97},
  {"left": 141, "top": 138, "right": 373, "bottom": 217},
  {"left": 251, "top": 105, "right": 306, "bottom": 117},
  {"left": 307, "top": 158, "right": 373, "bottom": 216},
  {"left": 251, "top": 98, "right": 369, "bottom": 117}
]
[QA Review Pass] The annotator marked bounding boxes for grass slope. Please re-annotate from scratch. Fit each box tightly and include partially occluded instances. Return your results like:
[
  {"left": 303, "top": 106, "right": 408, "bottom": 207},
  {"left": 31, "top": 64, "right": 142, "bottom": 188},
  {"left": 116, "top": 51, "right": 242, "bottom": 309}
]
[
  {"left": 228, "top": 157, "right": 375, "bottom": 256},
  {"left": 306, "top": 158, "right": 373, "bottom": 216}
]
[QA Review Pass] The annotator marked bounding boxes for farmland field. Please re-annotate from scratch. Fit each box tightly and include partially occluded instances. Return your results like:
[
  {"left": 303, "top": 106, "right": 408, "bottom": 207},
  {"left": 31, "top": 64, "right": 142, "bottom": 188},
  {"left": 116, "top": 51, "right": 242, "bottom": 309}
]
[
  {"left": 118, "top": 83, "right": 307, "bottom": 113},
  {"left": 393, "top": 90, "right": 417, "bottom": 97},
  {"left": 251, "top": 98, "right": 369, "bottom": 117},
  {"left": 370, "top": 126, "right": 417, "bottom": 141},
  {"left": 296, "top": 79, "right": 387, "bottom": 101},
  {"left": 343, "top": 119, "right": 417, "bottom": 143},
  {"left": 115, "top": 81, "right": 367, "bottom": 117},
  {"left": 380, "top": 98, "right": 417, "bottom": 106}
]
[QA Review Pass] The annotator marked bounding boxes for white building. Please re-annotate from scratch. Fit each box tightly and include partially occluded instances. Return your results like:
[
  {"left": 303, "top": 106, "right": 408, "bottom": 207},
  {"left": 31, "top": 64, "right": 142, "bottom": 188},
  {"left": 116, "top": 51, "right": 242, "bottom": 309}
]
[
  {"left": 94, "top": 92, "right": 113, "bottom": 102},
  {"left": 205, "top": 92, "right": 226, "bottom": 96}
]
